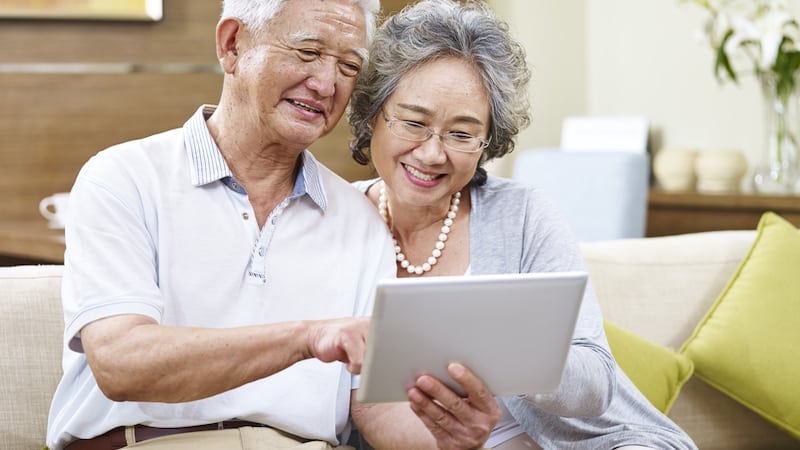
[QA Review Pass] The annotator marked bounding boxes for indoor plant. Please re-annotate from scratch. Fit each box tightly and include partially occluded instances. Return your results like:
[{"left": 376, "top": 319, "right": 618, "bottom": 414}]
[{"left": 687, "top": 0, "right": 800, "bottom": 194}]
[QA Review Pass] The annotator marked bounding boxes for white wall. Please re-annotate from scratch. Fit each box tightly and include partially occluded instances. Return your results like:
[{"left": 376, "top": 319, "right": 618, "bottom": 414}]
[
  {"left": 486, "top": 0, "right": 587, "bottom": 176},
  {"left": 488, "top": 0, "right": 793, "bottom": 178},
  {"left": 586, "top": 1, "right": 762, "bottom": 159}
]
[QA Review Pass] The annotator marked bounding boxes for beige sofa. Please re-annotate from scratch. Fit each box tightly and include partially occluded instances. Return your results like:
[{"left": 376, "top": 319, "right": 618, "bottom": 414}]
[
  {"left": 583, "top": 230, "right": 798, "bottom": 449},
  {"left": 2, "top": 230, "right": 798, "bottom": 449}
]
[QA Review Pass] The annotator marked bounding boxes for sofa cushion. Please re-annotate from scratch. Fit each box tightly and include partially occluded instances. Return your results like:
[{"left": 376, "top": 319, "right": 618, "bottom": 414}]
[
  {"left": 681, "top": 212, "right": 800, "bottom": 440},
  {"left": 604, "top": 321, "right": 693, "bottom": 414}
]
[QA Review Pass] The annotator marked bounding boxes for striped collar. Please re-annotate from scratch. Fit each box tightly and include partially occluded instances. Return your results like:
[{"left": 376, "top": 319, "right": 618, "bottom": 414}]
[{"left": 182, "top": 105, "right": 327, "bottom": 211}]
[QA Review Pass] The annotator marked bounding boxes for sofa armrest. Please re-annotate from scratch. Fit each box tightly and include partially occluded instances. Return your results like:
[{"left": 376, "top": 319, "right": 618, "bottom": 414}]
[{"left": 0, "top": 265, "right": 64, "bottom": 449}]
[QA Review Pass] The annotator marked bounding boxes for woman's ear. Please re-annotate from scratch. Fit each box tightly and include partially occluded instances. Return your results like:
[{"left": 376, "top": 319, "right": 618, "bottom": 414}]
[{"left": 216, "top": 17, "right": 243, "bottom": 74}]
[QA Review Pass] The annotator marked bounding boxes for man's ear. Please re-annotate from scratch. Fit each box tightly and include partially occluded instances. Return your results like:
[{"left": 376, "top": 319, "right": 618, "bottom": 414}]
[{"left": 216, "top": 17, "right": 243, "bottom": 74}]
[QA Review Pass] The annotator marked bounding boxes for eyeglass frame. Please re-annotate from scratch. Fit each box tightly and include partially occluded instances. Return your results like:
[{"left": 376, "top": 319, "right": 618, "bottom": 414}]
[{"left": 380, "top": 109, "right": 490, "bottom": 153}]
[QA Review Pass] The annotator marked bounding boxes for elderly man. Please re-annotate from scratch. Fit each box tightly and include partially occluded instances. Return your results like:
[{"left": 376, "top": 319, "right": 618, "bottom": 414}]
[{"left": 46, "top": 1, "right": 395, "bottom": 449}]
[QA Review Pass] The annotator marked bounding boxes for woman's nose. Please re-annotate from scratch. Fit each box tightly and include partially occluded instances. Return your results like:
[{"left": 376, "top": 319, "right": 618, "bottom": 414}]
[{"left": 414, "top": 134, "right": 448, "bottom": 165}]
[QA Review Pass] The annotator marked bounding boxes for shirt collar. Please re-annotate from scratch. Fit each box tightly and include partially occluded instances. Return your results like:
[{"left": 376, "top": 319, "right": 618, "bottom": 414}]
[{"left": 182, "top": 104, "right": 327, "bottom": 211}]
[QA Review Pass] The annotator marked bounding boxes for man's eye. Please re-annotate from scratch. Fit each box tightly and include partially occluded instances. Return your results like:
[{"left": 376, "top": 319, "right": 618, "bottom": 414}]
[
  {"left": 297, "top": 49, "right": 320, "bottom": 61},
  {"left": 339, "top": 62, "right": 361, "bottom": 77}
]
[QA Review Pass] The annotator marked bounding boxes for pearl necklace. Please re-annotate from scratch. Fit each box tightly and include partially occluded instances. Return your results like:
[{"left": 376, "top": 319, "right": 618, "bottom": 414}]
[{"left": 378, "top": 183, "right": 460, "bottom": 275}]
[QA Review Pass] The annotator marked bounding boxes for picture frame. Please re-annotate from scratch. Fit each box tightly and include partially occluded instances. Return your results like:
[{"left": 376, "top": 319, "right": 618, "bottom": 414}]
[{"left": 0, "top": 0, "right": 163, "bottom": 22}]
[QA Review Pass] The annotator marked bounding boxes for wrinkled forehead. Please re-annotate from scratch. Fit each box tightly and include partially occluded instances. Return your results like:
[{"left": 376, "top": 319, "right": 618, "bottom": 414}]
[{"left": 269, "top": 1, "right": 367, "bottom": 53}]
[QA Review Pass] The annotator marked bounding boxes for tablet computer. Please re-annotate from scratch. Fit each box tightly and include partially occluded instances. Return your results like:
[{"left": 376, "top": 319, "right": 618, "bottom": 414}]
[{"left": 357, "top": 271, "right": 588, "bottom": 403}]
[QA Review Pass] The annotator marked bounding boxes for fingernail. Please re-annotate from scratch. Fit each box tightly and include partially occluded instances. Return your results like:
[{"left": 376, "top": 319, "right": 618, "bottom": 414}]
[
  {"left": 449, "top": 362, "right": 465, "bottom": 377},
  {"left": 417, "top": 376, "right": 433, "bottom": 389}
]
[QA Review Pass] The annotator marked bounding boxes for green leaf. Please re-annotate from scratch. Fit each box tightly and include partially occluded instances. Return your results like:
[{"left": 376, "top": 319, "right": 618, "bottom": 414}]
[{"left": 715, "top": 29, "right": 738, "bottom": 83}]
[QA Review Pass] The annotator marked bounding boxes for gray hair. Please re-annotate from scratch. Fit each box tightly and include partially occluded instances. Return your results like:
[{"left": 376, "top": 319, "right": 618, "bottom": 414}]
[
  {"left": 348, "top": 0, "right": 531, "bottom": 186},
  {"left": 221, "top": 0, "right": 380, "bottom": 47}
]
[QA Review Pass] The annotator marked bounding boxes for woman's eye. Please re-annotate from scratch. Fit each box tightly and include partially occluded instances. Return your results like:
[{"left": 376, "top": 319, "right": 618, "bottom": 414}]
[
  {"left": 403, "top": 121, "right": 426, "bottom": 129},
  {"left": 449, "top": 132, "right": 475, "bottom": 141}
]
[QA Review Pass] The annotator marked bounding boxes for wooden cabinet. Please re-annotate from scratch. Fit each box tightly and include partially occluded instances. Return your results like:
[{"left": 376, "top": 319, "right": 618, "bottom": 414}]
[
  {"left": 646, "top": 189, "right": 800, "bottom": 236},
  {"left": 0, "top": 221, "right": 65, "bottom": 265}
]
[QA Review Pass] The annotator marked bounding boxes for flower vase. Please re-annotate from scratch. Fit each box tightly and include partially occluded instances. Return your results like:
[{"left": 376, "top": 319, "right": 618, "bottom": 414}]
[{"left": 752, "top": 74, "right": 800, "bottom": 194}]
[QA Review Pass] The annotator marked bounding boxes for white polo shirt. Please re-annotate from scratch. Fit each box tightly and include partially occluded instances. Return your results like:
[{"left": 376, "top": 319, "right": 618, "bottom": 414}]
[{"left": 46, "top": 105, "right": 396, "bottom": 450}]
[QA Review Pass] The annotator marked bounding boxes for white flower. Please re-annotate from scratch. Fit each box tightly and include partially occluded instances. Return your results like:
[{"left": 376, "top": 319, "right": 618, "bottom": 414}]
[{"left": 686, "top": 0, "right": 800, "bottom": 85}]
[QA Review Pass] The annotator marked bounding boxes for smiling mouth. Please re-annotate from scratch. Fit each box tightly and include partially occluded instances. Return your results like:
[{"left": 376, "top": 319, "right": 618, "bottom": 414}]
[
  {"left": 288, "top": 99, "right": 322, "bottom": 114},
  {"left": 404, "top": 163, "right": 440, "bottom": 182}
]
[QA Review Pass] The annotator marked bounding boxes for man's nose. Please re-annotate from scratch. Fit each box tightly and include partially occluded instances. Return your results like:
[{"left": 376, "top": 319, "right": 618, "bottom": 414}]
[{"left": 306, "top": 58, "right": 338, "bottom": 97}]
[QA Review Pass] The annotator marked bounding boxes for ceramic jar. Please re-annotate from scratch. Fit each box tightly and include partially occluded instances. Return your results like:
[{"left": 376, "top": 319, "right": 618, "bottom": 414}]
[
  {"left": 695, "top": 150, "right": 748, "bottom": 194},
  {"left": 653, "top": 148, "right": 698, "bottom": 192}
]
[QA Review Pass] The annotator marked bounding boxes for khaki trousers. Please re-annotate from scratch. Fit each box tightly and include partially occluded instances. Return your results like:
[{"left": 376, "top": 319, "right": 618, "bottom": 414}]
[{"left": 122, "top": 426, "right": 355, "bottom": 450}]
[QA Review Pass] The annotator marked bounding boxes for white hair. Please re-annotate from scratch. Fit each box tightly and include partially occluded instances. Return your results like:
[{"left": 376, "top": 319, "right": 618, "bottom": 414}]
[{"left": 221, "top": 0, "right": 380, "bottom": 46}]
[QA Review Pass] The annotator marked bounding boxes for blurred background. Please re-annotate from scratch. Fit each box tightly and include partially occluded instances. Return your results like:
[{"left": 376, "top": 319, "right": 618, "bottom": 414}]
[{"left": 2, "top": 0, "right": 799, "bottom": 264}]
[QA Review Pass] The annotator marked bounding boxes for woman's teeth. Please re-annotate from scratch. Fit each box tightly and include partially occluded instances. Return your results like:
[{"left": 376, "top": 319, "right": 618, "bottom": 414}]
[{"left": 404, "top": 164, "right": 437, "bottom": 181}]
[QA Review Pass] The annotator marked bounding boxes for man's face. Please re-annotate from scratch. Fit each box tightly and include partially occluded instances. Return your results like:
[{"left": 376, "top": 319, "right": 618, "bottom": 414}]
[{"left": 233, "top": 0, "right": 367, "bottom": 149}]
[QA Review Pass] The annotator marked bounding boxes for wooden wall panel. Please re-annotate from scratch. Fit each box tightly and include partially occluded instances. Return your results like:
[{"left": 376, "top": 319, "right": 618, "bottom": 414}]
[
  {"left": 0, "top": 0, "right": 222, "bottom": 223},
  {"left": 0, "top": 1, "right": 219, "bottom": 64},
  {"left": 0, "top": 72, "right": 223, "bottom": 219}
]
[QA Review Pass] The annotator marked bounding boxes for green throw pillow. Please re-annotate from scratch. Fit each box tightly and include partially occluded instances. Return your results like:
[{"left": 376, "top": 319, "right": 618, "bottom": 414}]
[
  {"left": 680, "top": 212, "right": 800, "bottom": 439},
  {"left": 604, "top": 321, "right": 693, "bottom": 414}
]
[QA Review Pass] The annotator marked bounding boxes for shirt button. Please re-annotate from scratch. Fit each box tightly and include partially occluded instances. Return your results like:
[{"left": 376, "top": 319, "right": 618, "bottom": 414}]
[
  {"left": 242, "top": 212, "right": 249, "bottom": 220},
  {"left": 232, "top": 182, "right": 240, "bottom": 191},
  {"left": 258, "top": 247, "right": 265, "bottom": 257}
]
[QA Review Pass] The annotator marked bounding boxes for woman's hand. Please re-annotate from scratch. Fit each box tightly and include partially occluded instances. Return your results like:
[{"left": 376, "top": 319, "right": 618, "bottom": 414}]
[{"left": 407, "top": 362, "right": 501, "bottom": 450}]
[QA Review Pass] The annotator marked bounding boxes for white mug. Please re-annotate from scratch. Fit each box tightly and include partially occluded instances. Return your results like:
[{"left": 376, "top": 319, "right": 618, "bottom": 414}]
[{"left": 39, "top": 192, "right": 70, "bottom": 229}]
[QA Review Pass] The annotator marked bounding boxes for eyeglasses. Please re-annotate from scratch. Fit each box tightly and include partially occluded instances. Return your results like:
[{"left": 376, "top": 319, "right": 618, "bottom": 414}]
[{"left": 381, "top": 110, "right": 490, "bottom": 153}]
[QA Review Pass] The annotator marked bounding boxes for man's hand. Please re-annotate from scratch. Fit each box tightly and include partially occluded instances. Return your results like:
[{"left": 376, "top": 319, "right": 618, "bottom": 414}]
[{"left": 306, "top": 316, "right": 370, "bottom": 374}]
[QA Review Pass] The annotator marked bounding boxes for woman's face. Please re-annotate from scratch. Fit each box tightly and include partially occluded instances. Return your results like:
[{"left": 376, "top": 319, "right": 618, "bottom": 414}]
[{"left": 371, "top": 57, "right": 490, "bottom": 209}]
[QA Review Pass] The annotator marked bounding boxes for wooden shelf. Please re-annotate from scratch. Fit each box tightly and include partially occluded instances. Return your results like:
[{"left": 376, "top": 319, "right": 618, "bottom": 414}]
[
  {"left": 0, "top": 219, "right": 66, "bottom": 264},
  {"left": 647, "top": 189, "right": 800, "bottom": 236}
]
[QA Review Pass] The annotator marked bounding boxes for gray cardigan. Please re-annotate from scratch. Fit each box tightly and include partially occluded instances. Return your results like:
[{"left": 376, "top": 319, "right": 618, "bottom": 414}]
[{"left": 353, "top": 176, "right": 696, "bottom": 449}]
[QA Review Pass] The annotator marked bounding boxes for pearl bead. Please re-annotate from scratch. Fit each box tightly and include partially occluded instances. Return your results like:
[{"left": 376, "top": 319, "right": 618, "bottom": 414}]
[{"left": 378, "top": 182, "right": 461, "bottom": 276}]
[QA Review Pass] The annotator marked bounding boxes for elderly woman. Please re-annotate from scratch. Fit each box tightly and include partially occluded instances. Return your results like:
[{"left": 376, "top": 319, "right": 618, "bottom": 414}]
[{"left": 347, "top": 1, "right": 698, "bottom": 449}]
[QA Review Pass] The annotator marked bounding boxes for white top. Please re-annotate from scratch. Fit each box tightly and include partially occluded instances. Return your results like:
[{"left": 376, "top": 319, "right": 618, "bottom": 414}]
[
  {"left": 46, "top": 105, "right": 396, "bottom": 450},
  {"left": 485, "top": 399, "right": 525, "bottom": 447}
]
